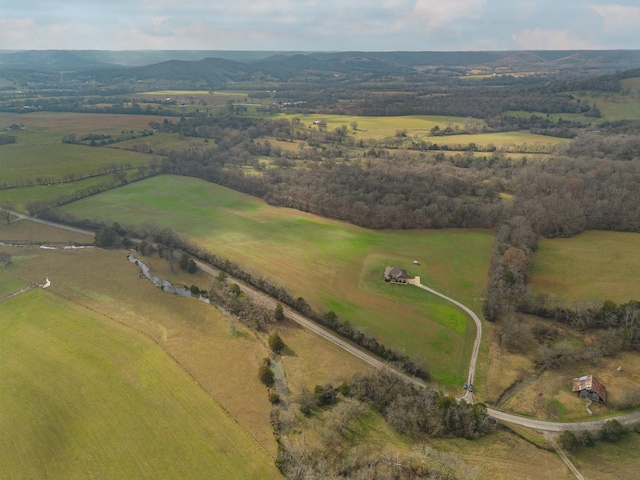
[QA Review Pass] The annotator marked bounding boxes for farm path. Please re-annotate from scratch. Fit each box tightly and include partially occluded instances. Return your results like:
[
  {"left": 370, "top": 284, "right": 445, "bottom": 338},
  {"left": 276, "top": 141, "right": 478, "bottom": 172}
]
[
  {"left": 0, "top": 285, "right": 35, "bottom": 303},
  {"left": 12, "top": 214, "right": 640, "bottom": 434},
  {"left": 545, "top": 433, "right": 586, "bottom": 480}
]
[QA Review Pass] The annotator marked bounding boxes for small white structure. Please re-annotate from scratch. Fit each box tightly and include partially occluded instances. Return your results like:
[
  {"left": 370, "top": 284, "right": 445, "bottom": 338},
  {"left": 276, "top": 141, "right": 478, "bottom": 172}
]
[{"left": 413, "top": 260, "right": 419, "bottom": 265}]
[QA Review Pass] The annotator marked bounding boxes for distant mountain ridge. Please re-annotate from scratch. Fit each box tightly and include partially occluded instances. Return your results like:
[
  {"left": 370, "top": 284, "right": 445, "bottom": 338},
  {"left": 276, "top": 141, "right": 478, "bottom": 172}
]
[{"left": 1, "top": 50, "right": 640, "bottom": 83}]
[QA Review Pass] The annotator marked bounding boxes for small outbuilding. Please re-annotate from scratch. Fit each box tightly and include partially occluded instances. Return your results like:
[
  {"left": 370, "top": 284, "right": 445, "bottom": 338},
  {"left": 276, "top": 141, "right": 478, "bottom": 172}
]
[
  {"left": 572, "top": 374, "right": 607, "bottom": 403},
  {"left": 384, "top": 266, "right": 408, "bottom": 284}
]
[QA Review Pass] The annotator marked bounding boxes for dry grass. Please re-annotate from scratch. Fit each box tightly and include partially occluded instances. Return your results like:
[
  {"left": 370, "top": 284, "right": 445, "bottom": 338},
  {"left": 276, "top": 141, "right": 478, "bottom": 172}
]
[
  {"left": 0, "top": 219, "right": 93, "bottom": 245},
  {"left": 431, "top": 429, "right": 572, "bottom": 480},
  {"left": 569, "top": 432, "right": 640, "bottom": 480},
  {"left": 483, "top": 325, "right": 536, "bottom": 405},
  {"left": 500, "top": 352, "right": 640, "bottom": 421},
  {"left": 0, "top": 112, "right": 163, "bottom": 134}
]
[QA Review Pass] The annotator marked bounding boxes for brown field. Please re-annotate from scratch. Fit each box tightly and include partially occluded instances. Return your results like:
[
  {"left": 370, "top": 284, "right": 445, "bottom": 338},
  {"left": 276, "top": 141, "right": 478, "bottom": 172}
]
[
  {"left": 0, "top": 112, "right": 165, "bottom": 134},
  {"left": 431, "top": 429, "right": 572, "bottom": 480},
  {"left": 500, "top": 349, "right": 640, "bottom": 421},
  {"left": 0, "top": 219, "right": 93, "bottom": 245},
  {"left": 483, "top": 324, "right": 536, "bottom": 406},
  {"left": 569, "top": 431, "right": 640, "bottom": 480}
]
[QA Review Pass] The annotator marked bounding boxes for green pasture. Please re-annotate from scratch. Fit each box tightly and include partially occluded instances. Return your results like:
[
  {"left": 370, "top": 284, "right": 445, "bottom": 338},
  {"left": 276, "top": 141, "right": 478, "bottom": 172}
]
[
  {"left": 110, "top": 131, "right": 213, "bottom": 153},
  {"left": 503, "top": 110, "right": 595, "bottom": 124},
  {"left": 622, "top": 77, "right": 640, "bottom": 92},
  {"left": 1, "top": 141, "right": 153, "bottom": 184},
  {"left": 0, "top": 289, "right": 280, "bottom": 479},
  {"left": 0, "top": 168, "right": 150, "bottom": 213},
  {"left": 576, "top": 90, "right": 640, "bottom": 122},
  {"left": 0, "top": 269, "right": 28, "bottom": 298},
  {"left": 529, "top": 231, "right": 640, "bottom": 304},
  {"left": 62, "top": 175, "right": 493, "bottom": 385}
]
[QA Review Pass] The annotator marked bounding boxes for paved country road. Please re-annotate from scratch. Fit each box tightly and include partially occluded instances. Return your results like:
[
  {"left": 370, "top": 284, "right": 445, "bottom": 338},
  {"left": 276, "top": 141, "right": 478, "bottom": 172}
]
[{"left": 10, "top": 212, "right": 640, "bottom": 433}]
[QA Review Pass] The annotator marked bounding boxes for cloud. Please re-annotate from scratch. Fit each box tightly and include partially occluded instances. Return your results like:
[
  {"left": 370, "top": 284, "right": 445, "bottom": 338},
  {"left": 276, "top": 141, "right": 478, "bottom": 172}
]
[
  {"left": 590, "top": 4, "right": 640, "bottom": 31},
  {"left": 410, "top": 0, "right": 486, "bottom": 35},
  {"left": 511, "top": 28, "right": 599, "bottom": 50}
]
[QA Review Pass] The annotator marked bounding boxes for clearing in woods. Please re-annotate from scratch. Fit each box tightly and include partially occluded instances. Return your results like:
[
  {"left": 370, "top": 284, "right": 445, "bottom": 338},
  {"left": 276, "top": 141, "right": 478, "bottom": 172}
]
[{"left": 528, "top": 230, "right": 640, "bottom": 304}]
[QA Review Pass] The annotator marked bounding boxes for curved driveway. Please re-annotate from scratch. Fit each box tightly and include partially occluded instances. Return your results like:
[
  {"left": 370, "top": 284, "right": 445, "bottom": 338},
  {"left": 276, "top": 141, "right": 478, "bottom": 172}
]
[{"left": 412, "top": 281, "right": 481, "bottom": 403}]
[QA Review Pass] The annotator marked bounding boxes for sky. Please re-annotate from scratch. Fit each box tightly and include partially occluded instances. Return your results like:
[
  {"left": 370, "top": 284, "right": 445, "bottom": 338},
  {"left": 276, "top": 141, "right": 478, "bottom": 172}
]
[{"left": 1, "top": 0, "right": 640, "bottom": 52}]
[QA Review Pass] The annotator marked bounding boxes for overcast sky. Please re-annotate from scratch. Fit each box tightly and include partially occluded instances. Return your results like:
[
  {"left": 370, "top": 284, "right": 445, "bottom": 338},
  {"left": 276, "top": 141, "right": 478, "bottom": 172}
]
[{"left": 1, "top": 0, "right": 640, "bottom": 51}]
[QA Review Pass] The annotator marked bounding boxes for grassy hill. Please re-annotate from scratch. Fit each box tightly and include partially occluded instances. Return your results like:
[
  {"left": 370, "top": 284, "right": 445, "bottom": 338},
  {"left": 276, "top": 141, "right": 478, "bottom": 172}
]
[
  {"left": 61, "top": 174, "right": 493, "bottom": 385},
  {"left": 528, "top": 230, "right": 640, "bottom": 304},
  {"left": 0, "top": 288, "right": 281, "bottom": 479}
]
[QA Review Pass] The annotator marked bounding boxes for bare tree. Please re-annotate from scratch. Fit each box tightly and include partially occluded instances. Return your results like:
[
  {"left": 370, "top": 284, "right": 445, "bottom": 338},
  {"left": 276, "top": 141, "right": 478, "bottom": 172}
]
[{"left": 0, "top": 200, "right": 15, "bottom": 224}]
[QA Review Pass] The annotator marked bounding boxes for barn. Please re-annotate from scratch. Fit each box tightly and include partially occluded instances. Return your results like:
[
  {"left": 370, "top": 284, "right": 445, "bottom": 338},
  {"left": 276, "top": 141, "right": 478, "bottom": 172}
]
[{"left": 572, "top": 374, "right": 607, "bottom": 403}]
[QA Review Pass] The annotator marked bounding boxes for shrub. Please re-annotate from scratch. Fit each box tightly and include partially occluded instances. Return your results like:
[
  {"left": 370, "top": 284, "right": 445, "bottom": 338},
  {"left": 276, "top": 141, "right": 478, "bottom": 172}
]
[
  {"left": 558, "top": 430, "right": 578, "bottom": 451},
  {"left": 268, "top": 391, "right": 281, "bottom": 404},
  {"left": 601, "top": 420, "right": 626, "bottom": 442},
  {"left": 258, "top": 359, "right": 274, "bottom": 387},
  {"left": 268, "top": 332, "right": 285, "bottom": 354}
]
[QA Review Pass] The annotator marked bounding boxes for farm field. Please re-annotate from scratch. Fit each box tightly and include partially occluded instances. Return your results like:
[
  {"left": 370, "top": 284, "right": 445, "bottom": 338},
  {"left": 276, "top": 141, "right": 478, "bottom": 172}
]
[
  {"left": 1, "top": 236, "right": 368, "bottom": 456},
  {"left": 0, "top": 288, "right": 281, "bottom": 480},
  {"left": 61, "top": 175, "right": 493, "bottom": 385},
  {"left": 569, "top": 431, "right": 640, "bottom": 480},
  {"left": 528, "top": 231, "right": 640, "bottom": 304},
  {"left": 0, "top": 218, "right": 93, "bottom": 245},
  {"left": 577, "top": 85, "right": 640, "bottom": 121},
  {"left": 0, "top": 270, "right": 28, "bottom": 298},
  {"left": 275, "top": 113, "right": 479, "bottom": 139},
  {"left": 427, "top": 131, "right": 569, "bottom": 151},
  {"left": 0, "top": 137, "right": 153, "bottom": 183},
  {"left": 0, "top": 173, "right": 145, "bottom": 213},
  {"left": 430, "top": 430, "right": 571, "bottom": 480},
  {"left": 0, "top": 112, "right": 164, "bottom": 134}
]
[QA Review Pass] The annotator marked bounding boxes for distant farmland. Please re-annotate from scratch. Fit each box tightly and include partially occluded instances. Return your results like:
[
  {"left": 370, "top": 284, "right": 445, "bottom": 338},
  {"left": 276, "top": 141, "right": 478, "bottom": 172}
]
[{"left": 62, "top": 175, "right": 494, "bottom": 385}]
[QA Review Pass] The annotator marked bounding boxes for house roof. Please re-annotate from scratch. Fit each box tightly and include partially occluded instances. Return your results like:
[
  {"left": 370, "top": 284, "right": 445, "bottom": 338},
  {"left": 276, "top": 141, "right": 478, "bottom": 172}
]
[
  {"left": 572, "top": 374, "right": 607, "bottom": 401},
  {"left": 384, "top": 266, "right": 408, "bottom": 279}
]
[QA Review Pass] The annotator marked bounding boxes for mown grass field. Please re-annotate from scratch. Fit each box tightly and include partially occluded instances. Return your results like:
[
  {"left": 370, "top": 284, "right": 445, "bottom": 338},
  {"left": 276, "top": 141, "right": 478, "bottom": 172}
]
[
  {"left": 61, "top": 175, "right": 493, "bottom": 385},
  {"left": 0, "top": 288, "right": 281, "bottom": 480},
  {"left": 528, "top": 231, "right": 640, "bottom": 304}
]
